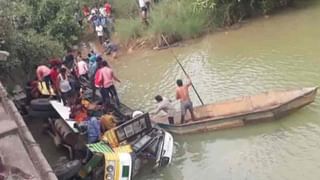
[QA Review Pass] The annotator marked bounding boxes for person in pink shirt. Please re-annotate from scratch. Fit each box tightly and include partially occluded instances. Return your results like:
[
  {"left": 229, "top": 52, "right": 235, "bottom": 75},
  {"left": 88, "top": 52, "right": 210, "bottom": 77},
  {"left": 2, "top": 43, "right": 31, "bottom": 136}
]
[
  {"left": 98, "top": 61, "right": 121, "bottom": 107},
  {"left": 77, "top": 56, "right": 89, "bottom": 80},
  {"left": 36, "top": 64, "right": 53, "bottom": 95}
]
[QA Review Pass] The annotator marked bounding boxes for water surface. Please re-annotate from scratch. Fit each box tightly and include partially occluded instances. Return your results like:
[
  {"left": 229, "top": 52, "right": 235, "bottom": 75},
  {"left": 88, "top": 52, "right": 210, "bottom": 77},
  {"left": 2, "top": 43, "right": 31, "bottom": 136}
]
[{"left": 112, "top": 2, "right": 320, "bottom": 180}]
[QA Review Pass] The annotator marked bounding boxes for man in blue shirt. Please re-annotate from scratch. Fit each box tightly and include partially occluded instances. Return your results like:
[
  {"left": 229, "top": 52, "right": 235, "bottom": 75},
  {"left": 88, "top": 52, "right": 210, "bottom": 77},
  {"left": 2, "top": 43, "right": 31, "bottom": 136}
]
[
  {"left": 88, "top": 56, "right": 103, "bottom": 100},
  {"left": 76, "top": 110, "right": 101, "bottom": 163}
]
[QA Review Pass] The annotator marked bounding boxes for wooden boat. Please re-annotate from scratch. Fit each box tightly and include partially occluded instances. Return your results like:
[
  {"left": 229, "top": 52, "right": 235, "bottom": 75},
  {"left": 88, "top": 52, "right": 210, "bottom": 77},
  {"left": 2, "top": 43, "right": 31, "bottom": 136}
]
[{"left": 152, "top": 87, "right": 318, "bottom": 135}]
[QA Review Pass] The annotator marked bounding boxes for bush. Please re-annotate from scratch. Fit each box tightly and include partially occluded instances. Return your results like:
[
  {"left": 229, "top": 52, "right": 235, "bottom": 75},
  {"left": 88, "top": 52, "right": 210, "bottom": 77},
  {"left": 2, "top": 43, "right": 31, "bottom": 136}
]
[
  {"left": 109, "top": 0, "right": 139, "bottom": 18},
  {"left": 114, "top": 18, "right": 143, "bottom": 43},
  {"left": 0, "top": 0, "right": 78, "bottom": 81},
  {"left": 113, "top": 0, "right": 295, "bottom": 45}
]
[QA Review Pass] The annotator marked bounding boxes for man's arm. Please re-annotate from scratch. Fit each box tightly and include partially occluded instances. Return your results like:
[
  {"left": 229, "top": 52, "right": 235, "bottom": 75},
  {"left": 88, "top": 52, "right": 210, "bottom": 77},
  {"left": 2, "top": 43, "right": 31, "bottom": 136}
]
[
  {"left": 36, "top": 70, "right": 41, "bottom": 81},
  {"left": 186, "top": 75, "right": 192, "bottom": 87},
  {"left": 112, "top": 71, "right": 121, "bottom": 83},
  {"left": 176, "top": 89, "right": 180, "bottom": 100}
]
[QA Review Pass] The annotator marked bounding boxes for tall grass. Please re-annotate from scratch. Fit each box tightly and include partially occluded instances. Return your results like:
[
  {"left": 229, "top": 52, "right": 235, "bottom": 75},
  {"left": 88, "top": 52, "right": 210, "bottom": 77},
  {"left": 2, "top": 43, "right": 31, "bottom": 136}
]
[
  {"left": 113, "top": 0, "right": 295, "bottom": 45},
  {"left": 148, "top": 0, "right": 207, "bottom": 40},
  {"left": 109, "top": 0, "right": 139, "bottom": 18},
  {"left": 114, "top": 18, "right": 143, "bottom": 43}
]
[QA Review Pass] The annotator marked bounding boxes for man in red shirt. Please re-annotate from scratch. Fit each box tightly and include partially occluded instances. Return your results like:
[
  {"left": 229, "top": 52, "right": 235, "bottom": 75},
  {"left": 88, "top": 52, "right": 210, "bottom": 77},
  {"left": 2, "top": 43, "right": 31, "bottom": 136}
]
[{"left": 104, "top": 1, "right": 112, "bottom": 17}]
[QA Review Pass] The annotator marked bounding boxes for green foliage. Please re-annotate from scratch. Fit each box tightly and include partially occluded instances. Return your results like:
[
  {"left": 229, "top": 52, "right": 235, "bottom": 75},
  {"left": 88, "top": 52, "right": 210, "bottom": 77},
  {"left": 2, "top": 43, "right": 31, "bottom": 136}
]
[
  {"left": 115, "top": 0, "right": 207, "bottom": 44},
  {"left": 0, "top": 0, "right": 80, "bottom": 81},
  {"left": 109, "top": 0, "right": 139, "bottom": 18},
  {"left": 149, "top": 0, "right": 207, "bottom": 39},
  {"left": 114, "top": 0, "right": 295, "bottom": 44},
  {"left": 115, "top": 18, "right": 143, "bottom": 43}
]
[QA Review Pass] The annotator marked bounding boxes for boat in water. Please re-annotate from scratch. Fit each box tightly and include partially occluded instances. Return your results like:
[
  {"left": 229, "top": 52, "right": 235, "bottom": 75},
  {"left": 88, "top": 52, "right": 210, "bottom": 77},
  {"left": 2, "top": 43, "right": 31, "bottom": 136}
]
[{"left": 152, "top": 87, "right": 318, "bottom": 135}]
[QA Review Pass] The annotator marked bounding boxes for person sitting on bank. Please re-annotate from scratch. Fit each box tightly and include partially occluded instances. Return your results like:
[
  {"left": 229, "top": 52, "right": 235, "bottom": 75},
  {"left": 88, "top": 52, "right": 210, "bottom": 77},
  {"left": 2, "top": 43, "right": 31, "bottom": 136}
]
[
  {"left": 103, "top": 39, "right": 118, "bottom": 60},
  {"left": 176, "top": 76, "right": 196, "bottom": 124},
  {"left": 150, "top": 95, "right": 175, "bottom": 124}
]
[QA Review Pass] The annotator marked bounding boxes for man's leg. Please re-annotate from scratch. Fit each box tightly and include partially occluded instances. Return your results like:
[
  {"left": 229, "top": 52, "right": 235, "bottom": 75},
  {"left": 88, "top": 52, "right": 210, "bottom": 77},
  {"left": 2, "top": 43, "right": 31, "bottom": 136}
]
[
  {"left": 43, "top": 75, "right": 52, "bottom": 95},
  {"left": 180, "top": 102, "right": 186, "bottom": 124},
  {"left": 91, "top": 76, "right": 96, "bottom": 100},
  {"left": 108, "top": 85, "right": 120, "bottom": 108},
  {"left": 168, "top": 116, "right": 174, "bottom": 124},
  {"left": 188, "top": 101, "right": 196, "bottom": 121}
]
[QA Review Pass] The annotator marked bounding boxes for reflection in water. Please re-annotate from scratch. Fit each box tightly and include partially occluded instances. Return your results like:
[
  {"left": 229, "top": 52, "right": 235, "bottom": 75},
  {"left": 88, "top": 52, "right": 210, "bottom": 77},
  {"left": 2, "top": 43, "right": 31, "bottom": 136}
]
[{"left": 117, "top": 2, "right": 320, "bottom": 180}]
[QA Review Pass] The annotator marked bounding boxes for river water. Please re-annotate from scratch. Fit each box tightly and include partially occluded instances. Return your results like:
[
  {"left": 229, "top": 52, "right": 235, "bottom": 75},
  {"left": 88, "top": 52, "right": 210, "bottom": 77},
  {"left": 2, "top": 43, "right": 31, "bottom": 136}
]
[{"left": 111, "top": 2, "right": 320, "bottom": 180}]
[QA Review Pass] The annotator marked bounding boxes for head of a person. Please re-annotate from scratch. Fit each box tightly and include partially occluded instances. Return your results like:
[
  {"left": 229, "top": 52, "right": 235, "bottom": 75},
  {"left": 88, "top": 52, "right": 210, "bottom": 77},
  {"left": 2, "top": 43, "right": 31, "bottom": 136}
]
[
  {"left": 176, "top": 79, "right": 183, "bottom": 87},
  {"left": 96, "top": 58, "right": 103, "bottom": 67},
  {"left": 96, "top": 56, "right": 102, "bottom": 62},
  {"left": 88, "top": 53, "right": 91, "bottom": 58},
  {"left": 60, "top": 67, "right": 67, "bottom": 75},
  {"left": 102, "top": 61, "right": 108, "bottom": 67},
  {"left": 132, "top": 111, "right": 144, "bottom": 118},
  {"left": 154, "top": 95, "right": 163, "bottom": 103}
]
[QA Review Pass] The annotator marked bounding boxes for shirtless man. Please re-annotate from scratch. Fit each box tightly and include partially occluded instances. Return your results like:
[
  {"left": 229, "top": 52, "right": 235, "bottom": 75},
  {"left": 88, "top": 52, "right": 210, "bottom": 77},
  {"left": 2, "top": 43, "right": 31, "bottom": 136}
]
[{"left": 176, "top": 76, "right": 195, "bottom": 124}]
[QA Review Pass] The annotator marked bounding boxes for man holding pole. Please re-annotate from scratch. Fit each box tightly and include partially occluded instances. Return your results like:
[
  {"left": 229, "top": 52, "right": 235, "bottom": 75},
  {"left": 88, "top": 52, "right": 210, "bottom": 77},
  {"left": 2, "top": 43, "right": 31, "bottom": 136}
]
[{"left": 176, "top": 76, "right": 196, "bottom": 124}]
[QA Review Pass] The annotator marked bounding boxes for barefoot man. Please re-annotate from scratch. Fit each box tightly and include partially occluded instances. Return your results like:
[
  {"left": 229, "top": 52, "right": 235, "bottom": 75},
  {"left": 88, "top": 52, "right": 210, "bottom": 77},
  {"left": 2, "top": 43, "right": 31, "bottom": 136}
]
[{"left": 176, "top": 76, "right": 195, "bottom": 124}]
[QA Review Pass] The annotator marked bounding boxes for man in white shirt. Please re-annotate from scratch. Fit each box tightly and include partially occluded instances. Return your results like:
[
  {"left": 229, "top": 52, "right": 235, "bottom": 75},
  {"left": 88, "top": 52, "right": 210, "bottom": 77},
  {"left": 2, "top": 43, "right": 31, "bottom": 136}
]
[
  {"left": 95, "top": 24, "right": 104, "bottom": 44},
  {"left": 139, "top": 0, "right": 147, "bottom": 21},
  {"left": 151, "top": 95, "right": 175, "bottom": 124}
]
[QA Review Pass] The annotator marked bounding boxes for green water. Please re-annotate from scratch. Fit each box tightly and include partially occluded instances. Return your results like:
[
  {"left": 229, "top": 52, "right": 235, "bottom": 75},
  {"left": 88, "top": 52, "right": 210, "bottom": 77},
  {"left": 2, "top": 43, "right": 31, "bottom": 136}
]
[{"left": 112, "top": 2, "right": 320, "bottom": 180}]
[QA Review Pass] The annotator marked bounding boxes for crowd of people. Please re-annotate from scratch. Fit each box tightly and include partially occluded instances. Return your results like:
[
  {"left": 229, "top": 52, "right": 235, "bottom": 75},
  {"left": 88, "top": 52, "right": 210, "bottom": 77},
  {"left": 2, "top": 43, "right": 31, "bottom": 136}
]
[
  {"left": 33, "top": 48, "right": 127, "bottom": 162},
  {"left": 76, "top": 1, "right": 119, "bottom": 60},
  {"left": 81, "top": 1, "right": 114, "bottom": 43},
  {"left": 35, "top": 49, "right": 121, "bottom": 111},
  {"left": 31, "top": 0, "right": 196, "bottom": 164}
]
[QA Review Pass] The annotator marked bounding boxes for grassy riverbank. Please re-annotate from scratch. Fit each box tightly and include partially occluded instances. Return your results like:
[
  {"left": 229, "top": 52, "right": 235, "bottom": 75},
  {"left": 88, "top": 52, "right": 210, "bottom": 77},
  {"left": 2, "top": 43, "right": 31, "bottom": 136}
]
[{"left": 112, "top": 0, "right": 295, "bottom": 47}]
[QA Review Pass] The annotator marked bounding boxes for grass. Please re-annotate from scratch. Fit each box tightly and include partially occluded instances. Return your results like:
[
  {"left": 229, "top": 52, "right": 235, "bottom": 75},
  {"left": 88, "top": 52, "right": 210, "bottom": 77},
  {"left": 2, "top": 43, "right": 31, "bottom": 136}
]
[
  {"left": 114, "top": 18, "right": 143, "bottom": 43},
  {"left": 112, "top": 0, "right": 296, "bottom": 45}
]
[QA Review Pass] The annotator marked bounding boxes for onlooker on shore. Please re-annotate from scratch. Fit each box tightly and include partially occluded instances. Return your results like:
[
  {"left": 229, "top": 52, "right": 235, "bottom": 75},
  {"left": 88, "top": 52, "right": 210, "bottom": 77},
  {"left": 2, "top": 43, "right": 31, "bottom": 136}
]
[
  {"left": 139, "top": 0, "right": 147, "bottom": 21},
  {"left": 82, "top": 5, "right": 90, "bottom": 17},
  {"left": 103, "top": 40, "right": 118, "bottom": 60},
  {"left": 104, "top": 1, "right": 112, "bottom": 17},
  {"left": 96, "top": 24, "right": 104, "bottom": 44}
]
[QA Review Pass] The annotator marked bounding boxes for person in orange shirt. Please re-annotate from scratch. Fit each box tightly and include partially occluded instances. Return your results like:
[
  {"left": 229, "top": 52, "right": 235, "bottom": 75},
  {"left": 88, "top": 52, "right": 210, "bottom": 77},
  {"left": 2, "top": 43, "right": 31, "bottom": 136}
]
[{"left": 176, "top": 76, "right": 195, "bottom": 124}]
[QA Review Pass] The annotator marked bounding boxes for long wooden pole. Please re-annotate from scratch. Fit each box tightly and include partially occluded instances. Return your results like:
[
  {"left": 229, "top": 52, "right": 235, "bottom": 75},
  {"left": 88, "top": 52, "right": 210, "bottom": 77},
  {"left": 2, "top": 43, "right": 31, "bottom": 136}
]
[{"left": 161, "top": 35, "right": 204, "bottom": 105}]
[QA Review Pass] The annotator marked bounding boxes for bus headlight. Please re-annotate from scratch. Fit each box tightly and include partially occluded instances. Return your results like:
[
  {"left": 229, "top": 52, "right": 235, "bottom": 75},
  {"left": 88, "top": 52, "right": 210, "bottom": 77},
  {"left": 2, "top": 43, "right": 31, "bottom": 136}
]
[
  {"left": 107, "top": 165, "right": 114, "bottom": 172},
  {"left": 106, "top": 174, "right": 113, "bottom": 180}
]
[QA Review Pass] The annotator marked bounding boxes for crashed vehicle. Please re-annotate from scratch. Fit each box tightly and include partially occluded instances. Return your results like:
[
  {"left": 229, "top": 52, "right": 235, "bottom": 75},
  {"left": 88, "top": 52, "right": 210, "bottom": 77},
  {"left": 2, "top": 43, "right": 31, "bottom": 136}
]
[
  {"left": 79, "top": 113, "right": 173, "bottom": 180},
  {"left": 49, "top": 99, "right": 173, "bottom": 180}
]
